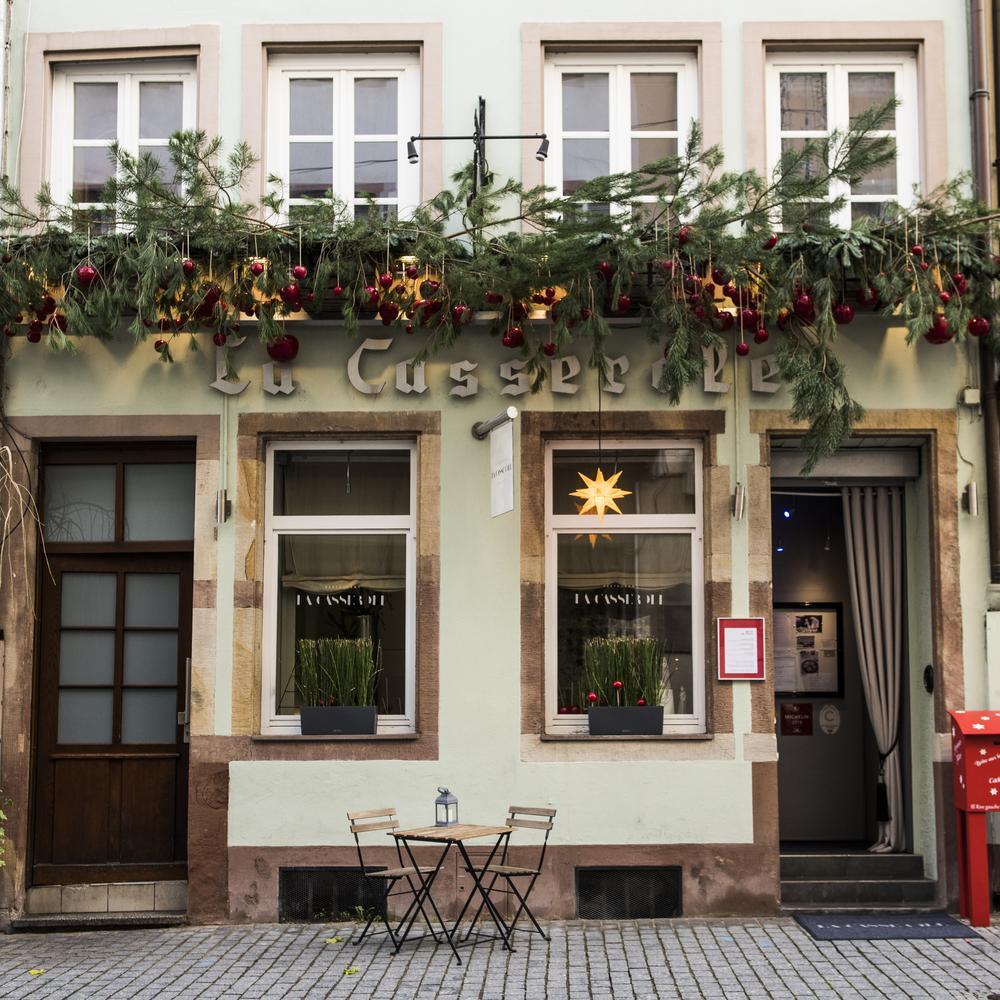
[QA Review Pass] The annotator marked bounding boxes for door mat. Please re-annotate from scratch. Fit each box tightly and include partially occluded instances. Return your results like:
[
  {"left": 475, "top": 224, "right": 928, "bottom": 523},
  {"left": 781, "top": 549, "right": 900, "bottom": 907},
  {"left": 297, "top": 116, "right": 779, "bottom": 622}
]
[{"left": 794, "top": 912, "right": 981, "bottom": 941}]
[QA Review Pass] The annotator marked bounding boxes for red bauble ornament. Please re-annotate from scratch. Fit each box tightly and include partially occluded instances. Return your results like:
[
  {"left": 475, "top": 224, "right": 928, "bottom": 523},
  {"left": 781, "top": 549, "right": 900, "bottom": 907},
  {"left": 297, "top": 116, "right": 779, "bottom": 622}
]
[
  {"left": 266, "top": 333, "right": 299, "bottom": 362},
  {"left": 153, "top": 339, "right": 167, "bottom": 353},
  {"left": 659, "top": 259, "right": 675, "bottom": 275},
  {"left": 50, "top": 314, "right": 67, "bottom": 333},
  {"left": 711, "top": 267, "right": 727, "bottom": 286},
  {"left": 502, "top": 325, "right": 524, "bottom": 348},
  {"left": 586, "top": 691, "right": 598, "bottom": 704},
  {"left": 542, "top": 342, "right": 557, "bottom": 357},
  {"left": 723, "top": 282, "right": 738, "bottom": 301},
  {"left": 777, "top": 309, "right": 791, "bottom": 330},
  {"left": 637, "top": 698, "right": 647, "bottom": 707},
  {"left": 292, "top": 264, "right": 308, "bottom": 280},
  {"left": 484, "top": 290, "right": 504, "bottom": 305},
  {"left": 362, "top": 285, "right": 379, "bottom": 307},
  {"left": 182, "top": 258, "right": 197, "bottom": 277},
  {"left": 911, "top": 244, "right": 924, "bottom": 257},
  {"left": 404, "top": 323, "right": 414, "bottom": 334},
  {"left": 558, "top": 706, "right": 569, "bottom": 715},
  {"left": 855, "top": 286, "right": 878, "bottom": 309},
  {"left": 2, "top": 324, "right": 14, "bottom": 338},
  {"left": 249, "top": 261, "right": 265, "bottom": 277},
  {"left": 451, "top": 304, "right": 471, "bottom": 325},
  {"left": 612, "top": 679, "right": 624, "bottom": 691},
  {"left": 793, "top": 292, "right": 813, "bottom": 319},
  {"left": 598, "top": 260, "right": 615, "bottom": 278},
  {"left": 332, "top": 285, "right": 344, "bottom": 297},
  {"left": 27, "top": 320, "right": 42, "bottom": 342},
  {"left": 0, "top": 254, "right": 11, "bottom": 264},
  {"left": 378, "top": 302, "right": 399, "bottom": 325},
  {"left": 740, "top": 307, "right": 757, "bottom": 328},
  {"left": 919, "top": 261, "right": 930, "bottom": 271},
  {"left": 968, "top": 316, "right": 991, "bottom": 338},
  {"left": 616, "top": 293, "right": 632, "bottom": 313},
  {"left": 938, "top": 291, "right": 951, "bottom": 305},
  {"left": 545, "top": 287, "right": 556, "bottom": 300},
  {"left": 924, "top": 315, "right": 952, "bottom": 345},
  {"left": 512, "top": 301, "right": 528, "bottom": 321},
  {"left": 952, "top": 273, "right": 969, "bottom": 295},
  {"left": 419, "top": 278, "right": 440, "bottom": 298},
  {"left": 531, "top": 292, "right": 546, "bottom": 305},
  {"left": 213, "top": 331, "right": 227, "bottom": 347},
  {"left": 763, "top": 233, "right": 778, "bottom": 250},
  {"left": 715, "top": 310, "right": 735, "bottom": 331},
  {"left": 754, "top": 327, "right": 769, "bottom": 344},
  {"left": 677, "top": 225, "right": 692, "bottom": 245},
  {"left": 735, "top": 341, "right": 750, "bottom": 357},
  {"left": 833, "top": 303, "right": 855, "bottom": 325},
  {"left": 76, "top": 264, "right": 98, "bottom": 287},
  {"left": 404, "top": 264, "right": 420, "bottom": 279},
  {"left": 378, "top": 272, "right": 394, "bottom": 289},
  {"left": 278, "top": 283, "right": 300, "bottom": 305}
]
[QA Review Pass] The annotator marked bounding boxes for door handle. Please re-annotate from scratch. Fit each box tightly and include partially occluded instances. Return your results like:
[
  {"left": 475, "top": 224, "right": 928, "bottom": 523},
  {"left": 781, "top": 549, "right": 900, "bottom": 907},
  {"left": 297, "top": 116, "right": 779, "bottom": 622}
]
[{"left": 178, "top": 656, "right": 192, "bottom": 744}]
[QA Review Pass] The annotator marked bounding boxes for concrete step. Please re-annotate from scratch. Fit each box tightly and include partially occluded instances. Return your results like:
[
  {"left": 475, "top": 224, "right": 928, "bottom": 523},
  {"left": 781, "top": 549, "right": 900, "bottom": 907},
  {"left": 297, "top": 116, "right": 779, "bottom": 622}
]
[
  {"left": 780, "top": 852, "right": 925, "bottom": 881},
  {"left": 780, "top": 878, "right": 937, "bottom": 906},
  {"left": 781, "top": 903, "right": 942, "bottom": 915},
  {"left": 11, "top": 910, "right": 186, "bottom": 933}
]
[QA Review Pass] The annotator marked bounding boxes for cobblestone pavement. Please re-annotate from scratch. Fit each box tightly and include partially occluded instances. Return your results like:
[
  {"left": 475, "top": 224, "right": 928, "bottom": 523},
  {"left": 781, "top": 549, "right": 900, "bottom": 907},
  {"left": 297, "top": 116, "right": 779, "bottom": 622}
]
[{"left": 0, "top": 919, "right": 999, "bottom": 999}]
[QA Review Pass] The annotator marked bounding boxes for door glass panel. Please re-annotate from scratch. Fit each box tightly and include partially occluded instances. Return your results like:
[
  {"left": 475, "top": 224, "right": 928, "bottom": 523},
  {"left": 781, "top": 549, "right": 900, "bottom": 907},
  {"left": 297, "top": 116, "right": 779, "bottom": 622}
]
[
  {"left": 290, "top": 78, "right": 333, "bottom": 136},
  {"left": 779, "top": 72, "right": 827, "bottom": 130},
  {"left": 124, "top": 631, "right": 178, "bottom": 685},
  {"left": 59, "top": 631, "right": 115, "bottom": 685},
  {"left": 562, "top": 73, "right": 608, "bottom": 131},
  {"left": 61, "top": 572, "right": 117, "bottom": 628},
  {"left": 138, "top": 81, "right": 183, "bottom": 139},
  {"left": 355, "top": 78, "right": 397, "bottom": 134},
  {"left": 124, "top": 464, "right": 195, "bottom": 541},
  {"left": 74, "top": 82, "right": 118, "bottom": 140},
  {"left": 122, "top": 689, "right": 177, "bottom": 744},
  {"left": 45, "top": 465, "right": 116, "bottom": 543},
  {"left": 58, "top": 689, "right": 113, "bottom": 744},
  {"left": 631, "top": 73, "right": 677, "bottom": 131},
  {"left": 273, "top": 450, "right": 411, "bottom": 516},
  {"left": 125, "top": 573, "right": 179, "bottom": 628},
  {"left": 354, "top": 141, "right": 397, "bottom": 198},
  {"left": 289, "top": 142, "right": 333, "bottom": 198}
]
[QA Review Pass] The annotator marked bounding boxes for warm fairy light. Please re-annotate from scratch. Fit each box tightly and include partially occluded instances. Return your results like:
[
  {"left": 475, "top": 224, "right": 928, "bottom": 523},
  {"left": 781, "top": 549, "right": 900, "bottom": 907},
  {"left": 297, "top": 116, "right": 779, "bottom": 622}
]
[{"left": 569, "top": 467, "right": 631, "bottom": 521}]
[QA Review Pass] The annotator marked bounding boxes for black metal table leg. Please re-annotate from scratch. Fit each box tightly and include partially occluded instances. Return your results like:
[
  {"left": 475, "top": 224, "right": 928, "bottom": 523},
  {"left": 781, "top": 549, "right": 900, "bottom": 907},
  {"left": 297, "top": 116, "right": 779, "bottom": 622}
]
[
  {"left": 395, "top": 836, "right": 461, "bottom": 963},
  {"left": 453, "top": 839, "right": 515, "bottom": 952}
]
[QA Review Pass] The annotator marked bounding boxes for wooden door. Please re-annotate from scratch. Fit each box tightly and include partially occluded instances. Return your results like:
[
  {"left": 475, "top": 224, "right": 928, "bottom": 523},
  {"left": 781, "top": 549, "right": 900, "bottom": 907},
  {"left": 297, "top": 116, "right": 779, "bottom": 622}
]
[{"left": 31, "top": 444, "right": 194, "bottom": 886}]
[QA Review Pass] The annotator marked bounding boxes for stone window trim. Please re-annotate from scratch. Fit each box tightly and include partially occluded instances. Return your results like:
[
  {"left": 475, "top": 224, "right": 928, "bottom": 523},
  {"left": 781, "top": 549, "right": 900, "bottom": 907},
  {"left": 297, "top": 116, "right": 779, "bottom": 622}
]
[{"left": 232, "top": 412, "right": 440, "bottom": 762}]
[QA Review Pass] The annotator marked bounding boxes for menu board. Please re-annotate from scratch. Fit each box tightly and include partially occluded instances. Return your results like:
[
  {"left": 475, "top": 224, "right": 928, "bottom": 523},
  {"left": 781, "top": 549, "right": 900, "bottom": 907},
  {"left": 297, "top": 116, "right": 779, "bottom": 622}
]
[{"left": 773, "top": 604, "right": 843, "bottom": 696}]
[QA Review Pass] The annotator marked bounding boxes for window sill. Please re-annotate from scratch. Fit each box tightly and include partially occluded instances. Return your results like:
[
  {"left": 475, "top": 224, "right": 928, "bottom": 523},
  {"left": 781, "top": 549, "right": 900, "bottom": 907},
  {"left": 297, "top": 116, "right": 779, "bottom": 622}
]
[
  {"left": 253, "top": 732, "right": 420, "bottom": 742},
  {"left": 540, "top": 732, "right": 713, "bottom": 742}
]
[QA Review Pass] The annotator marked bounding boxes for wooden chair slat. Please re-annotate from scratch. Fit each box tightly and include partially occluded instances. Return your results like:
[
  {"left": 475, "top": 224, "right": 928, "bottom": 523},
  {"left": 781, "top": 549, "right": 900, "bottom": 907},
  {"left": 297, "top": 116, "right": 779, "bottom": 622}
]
[
  {"left": 508, "top": 817, "right": 553, "bottom": 831},
  {"left": 347, "top": 807, "right": 397, "bottom": 821},
  {"left": 509, "top": 806, "right": 556, "bottom": 817},
  {"left": 351, "top": 819, "right": 400, "bottom": 834}
]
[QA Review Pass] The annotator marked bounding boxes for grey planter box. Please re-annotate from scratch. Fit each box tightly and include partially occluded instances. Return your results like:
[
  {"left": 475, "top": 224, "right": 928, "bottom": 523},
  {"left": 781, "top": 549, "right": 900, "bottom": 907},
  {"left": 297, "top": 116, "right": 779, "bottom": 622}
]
[
  {"left": 299, "top": 706, "right": 377, "bottom": 736},
  {"left": 587, "top": 706, "right": 664, "bottom": 736}
]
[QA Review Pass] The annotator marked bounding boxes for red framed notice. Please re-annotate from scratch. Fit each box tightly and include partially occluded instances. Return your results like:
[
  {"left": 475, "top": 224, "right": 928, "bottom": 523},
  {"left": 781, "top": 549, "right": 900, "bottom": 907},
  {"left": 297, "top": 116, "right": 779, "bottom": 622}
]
[{"left": 717, "top": 617, "right": 766, "bottom": 681}]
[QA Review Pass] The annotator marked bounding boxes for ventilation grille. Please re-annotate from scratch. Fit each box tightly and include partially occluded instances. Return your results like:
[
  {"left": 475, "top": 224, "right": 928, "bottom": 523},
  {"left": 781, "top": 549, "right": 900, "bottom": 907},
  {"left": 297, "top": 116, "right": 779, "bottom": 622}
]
[
  {"left": 278, "top": 867, "right": 387, "bottom": 924},
  {"left": 575, "top": 866, "right": 682, "bottom": 919}
]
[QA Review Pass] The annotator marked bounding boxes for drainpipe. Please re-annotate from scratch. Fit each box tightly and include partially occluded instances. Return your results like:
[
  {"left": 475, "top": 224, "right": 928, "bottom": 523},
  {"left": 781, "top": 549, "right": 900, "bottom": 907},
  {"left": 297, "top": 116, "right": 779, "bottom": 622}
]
[
  {"left": 0, "top": 0, "right": 10, "bottom": 178},
  {"left": 972, "top": 1, "right": 1000, "bottom": 582}
]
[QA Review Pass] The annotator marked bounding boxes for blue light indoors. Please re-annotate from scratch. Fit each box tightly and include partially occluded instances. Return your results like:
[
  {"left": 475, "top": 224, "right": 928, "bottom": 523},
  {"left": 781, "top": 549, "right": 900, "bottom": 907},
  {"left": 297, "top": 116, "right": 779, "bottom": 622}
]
[{"left": 782, "top": 509, "right": 792, "bottom": 519}]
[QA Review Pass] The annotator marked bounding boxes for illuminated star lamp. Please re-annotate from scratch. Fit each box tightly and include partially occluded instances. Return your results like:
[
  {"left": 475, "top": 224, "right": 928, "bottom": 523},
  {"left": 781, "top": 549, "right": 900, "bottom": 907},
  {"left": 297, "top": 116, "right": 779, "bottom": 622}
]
[{"left": 569, "top": 467, "right": 631, "bottom": 521}]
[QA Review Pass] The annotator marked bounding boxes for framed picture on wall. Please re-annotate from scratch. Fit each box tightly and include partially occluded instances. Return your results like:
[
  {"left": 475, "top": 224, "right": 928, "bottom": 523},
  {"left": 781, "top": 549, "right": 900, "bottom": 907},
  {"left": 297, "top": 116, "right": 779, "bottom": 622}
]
[{"left": 773, "top": 603, "right": 844, "bottom": 697}]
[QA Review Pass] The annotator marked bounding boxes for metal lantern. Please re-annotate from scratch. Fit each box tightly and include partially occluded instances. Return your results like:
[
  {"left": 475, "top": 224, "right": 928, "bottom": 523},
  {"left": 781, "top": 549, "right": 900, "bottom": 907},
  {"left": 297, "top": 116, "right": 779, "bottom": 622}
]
[{"left": 435, "top": 786, "right": 458, "bottom": 827}]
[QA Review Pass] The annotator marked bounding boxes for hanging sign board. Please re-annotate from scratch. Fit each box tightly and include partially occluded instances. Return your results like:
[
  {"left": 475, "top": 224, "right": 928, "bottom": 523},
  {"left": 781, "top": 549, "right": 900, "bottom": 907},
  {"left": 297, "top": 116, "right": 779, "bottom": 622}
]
[
  {"left": 717, "top": 617, "right": 766, "bottom": 681},
  {"left": 489, "top": 421, "right": 514, "bottom": 517}
]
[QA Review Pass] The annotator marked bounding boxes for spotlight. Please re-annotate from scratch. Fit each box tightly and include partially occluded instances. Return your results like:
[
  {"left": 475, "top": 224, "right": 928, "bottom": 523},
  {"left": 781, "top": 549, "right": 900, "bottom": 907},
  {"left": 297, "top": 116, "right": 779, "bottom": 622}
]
[
  {"left": 782, "top": 509, "right": 792, "bottom": 519},
  {"left": 775, "top": 544, "right": 784, "bottom": 553},
  {"left": 407, "top": 139, "right": 419, "bottom": 165},
  {"left": 535, "top": 136, "right": 550, "bottom": 161}
]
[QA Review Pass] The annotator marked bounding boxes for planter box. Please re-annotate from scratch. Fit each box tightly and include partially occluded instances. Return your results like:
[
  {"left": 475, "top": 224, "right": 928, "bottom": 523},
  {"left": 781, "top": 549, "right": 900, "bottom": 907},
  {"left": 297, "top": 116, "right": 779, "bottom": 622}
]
[
  {"left": 587, "top": 706, "right": 664, "bottom": 736},
  {"left": 299, "top": 706, "right": 377, "bottom": 736}
]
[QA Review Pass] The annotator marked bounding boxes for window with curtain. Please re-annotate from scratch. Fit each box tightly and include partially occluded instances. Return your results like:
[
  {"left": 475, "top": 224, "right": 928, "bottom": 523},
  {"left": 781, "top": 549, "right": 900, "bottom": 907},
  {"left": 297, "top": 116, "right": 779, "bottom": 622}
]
[
  {"left": 765, "top": 52, "right": 919, "bottom": 228},
  {"left": 262, "top": 443, "right": 416, "bottom": 734},
  {"left": 545, "top": 441, "right": 705, "bottom": 734}
]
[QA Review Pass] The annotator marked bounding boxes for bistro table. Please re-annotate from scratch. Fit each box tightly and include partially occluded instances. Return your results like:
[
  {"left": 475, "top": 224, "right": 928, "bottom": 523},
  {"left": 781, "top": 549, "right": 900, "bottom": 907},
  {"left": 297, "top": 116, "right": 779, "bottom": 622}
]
[{"left": 390, "top": 823, "right": 514, "bottom": 963}]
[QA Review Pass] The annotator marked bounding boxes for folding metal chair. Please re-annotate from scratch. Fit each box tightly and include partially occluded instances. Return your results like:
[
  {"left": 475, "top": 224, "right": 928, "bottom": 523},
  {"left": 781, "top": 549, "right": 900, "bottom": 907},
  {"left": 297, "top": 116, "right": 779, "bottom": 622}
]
[
  {"left": 347, "top": 807, "right": 444, "bottom": 949},
  {"left": 462, "top": 805, "right": 555, "bottom": 941}
]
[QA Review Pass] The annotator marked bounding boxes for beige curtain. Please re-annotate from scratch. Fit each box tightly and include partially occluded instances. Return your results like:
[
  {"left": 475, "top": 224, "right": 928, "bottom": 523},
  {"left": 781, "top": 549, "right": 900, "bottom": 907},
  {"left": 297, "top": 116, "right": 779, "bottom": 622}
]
[{"left": 842, "top": 486, "right": 905, "bottom": 852}]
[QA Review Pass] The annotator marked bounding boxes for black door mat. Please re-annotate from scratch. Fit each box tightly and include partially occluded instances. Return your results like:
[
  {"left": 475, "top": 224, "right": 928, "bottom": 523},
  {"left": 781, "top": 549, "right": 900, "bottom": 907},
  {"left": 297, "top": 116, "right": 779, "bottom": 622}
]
[{"left": 795, "top": 911, "right": 981, "bottom": 941}]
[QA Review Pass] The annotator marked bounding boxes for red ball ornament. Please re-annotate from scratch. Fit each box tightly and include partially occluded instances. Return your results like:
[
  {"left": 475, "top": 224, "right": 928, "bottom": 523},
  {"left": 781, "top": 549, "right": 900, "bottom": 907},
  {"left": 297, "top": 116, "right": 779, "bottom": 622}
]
[
  {"left": 212, "top": 331, "right": 227, "bottom": 347},
  {"left": 968, "top": 316, "right": 991, "bottom": 338},
  {"left": 266, "top": 333, "right": 299, "bottom": 363},
  {"left": 545, "top": 287, "right": 557, "bottom": 300},
  {"left": 833, "top": 303, "right": 855, "bottom": 325},
  {"left": 542, "top": 342, "right": 557, "bottom": 357},
  {"left": 586, "top": 691, "right": 598, "bottom": 704},
  {"left": 404, "top": 323, "right": 414, "bottom": 335},
  {"left": 362, "top": 285, "right": 379, "bottom": 307},
  {"left": 735, "top": 341, "right": 750, "bottom": 357},
  {"left": 677, "top": 225, "right": 692, "bottom": 245},
  {"left": 420, "top": 278, "right": 440, "bottom": 298},
  {"left": 952, "top": 273, "right": 969, "bottom": 295},
  {"left": 153, "top": 339, "right": 167, "bottom": 353},
  {"left": 740, "top": 307, "right": 758, "bottom": 328},
  {"left": 502, "top": 325, "right": 524, "bottom": 348},
  {"left": 919, "top": 261, "right": 930, "bottom": 271},
  {"left": 938, "top": 291, "right": 951, "bottom": 305},
  {"left": 182, "top": 258, "right": 197, "bottom": 277},
  {"left": 715, "top": 310, "right": 735, "bottom": 332},
  {"left": 711, "top": 267, "right": 727, "bottom": 286},
  {"left": 451, "top": 304, "right": 471, "bottom": 325},
  {"left": 484, "top": 290, "right": 504, "bottom": 305},
  {"left": 292, "top": 264, "right": 308, "bottom": 280},
  {"left": 558, "top": 706, "right": 569, "bottom": 715},
  {"left": 637, "top": 698, "right": 648, "bottom": 707},
  {"left": 911, "top": 244, "right": 924, "bottom": 257},
  {"left": 763, "top": 233, "right": 779, "bottom": 250},
  {"left": 616, "top": 293, "right": 632, "bottom": 313},
  {"left": 378, "top": 302, "right": 400, "bottom": 325},
  {"left": 249, "top": 261, "right": 265, "bottom": 277},
  {"left": 612, "top": 679, "right": 624, "bottom": 691},
  {"left": 855, "top": 285, "right": 879, "bottom": 309},
  {"left": 404, "top": 264, "right": 420, "bottom": 279},
  {"left": 793, "top": 292, "right": 813, "bottom": 318},
  {"left": 598, "top": 260, "right": 615, "bottom": 278},
  {"left": 377, "top": 272, "right": 394, "bottom": 290},
  {"left": 754, "top": 327, "right": 769, "bottom": 344},
  {"left": 924, "top": 315, "right": 952, "bottom": 345},
  {"left": 279, "top": 283, "right": 300, "bottom": 305},
  {"left": 332, "top": 285, "right": 344, "bottom": 297},
  {"left": 2, "top": 324, "right": 14, "bottom": 338},
  {"left": 27, "top": 320, "right": 42, "bottom": 342},
  {"left": 723, "top": 282, "right": 738, "bottom": 301},
  {"left": 76, "top": 263, "right": 98, "bottom": 287},
  {"left": 659, "top": 259, "right": 675, "bottom": 275}
]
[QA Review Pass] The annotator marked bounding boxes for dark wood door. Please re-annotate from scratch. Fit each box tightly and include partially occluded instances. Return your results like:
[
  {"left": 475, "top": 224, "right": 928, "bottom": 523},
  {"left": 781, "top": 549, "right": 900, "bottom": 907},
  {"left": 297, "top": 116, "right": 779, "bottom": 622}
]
[{"left": 32, "top": 553, "right": 191, "bottom": 885}]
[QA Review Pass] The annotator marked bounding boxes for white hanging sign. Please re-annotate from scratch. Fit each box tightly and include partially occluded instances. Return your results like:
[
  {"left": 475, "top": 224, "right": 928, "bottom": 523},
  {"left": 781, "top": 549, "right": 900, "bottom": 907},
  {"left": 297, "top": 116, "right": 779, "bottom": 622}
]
[{"left": 489, "top": 421, "right": 515, "bottom": 518}]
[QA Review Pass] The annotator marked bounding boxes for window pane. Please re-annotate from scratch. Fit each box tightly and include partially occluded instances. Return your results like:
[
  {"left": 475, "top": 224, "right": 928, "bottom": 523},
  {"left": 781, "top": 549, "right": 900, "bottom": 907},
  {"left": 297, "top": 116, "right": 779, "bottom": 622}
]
[
  {"left": 273, "top": 450, "right": 410, "bottom": 516},
  {"left": 631, "top": 137, "right": 678, "bottom": 191},
  {"left": 849, "top": 72, "right": 896, "bottom": 128},
  {"left": 45, "top": 465, "right": 116, "bottom": 542},
  {"left": 552, "top": 449, "right": 696, "bottom": 515},
  {"left": 58, "top": 689, "right": 113, "bottom": 744},
  {"left": 780, "top": 137, "right": 829, "bottom": 194},
  {"left": 62, "top": 573, "right": 117, "bottom": 628},
  {"left": 563, "top": 138, "right": 608, "bottom": 194},
  {"left": 289, "top": 142, "right": 333, "bottom": 198},
  {"left": 73, "top": 146, "right": 115, "bottom": 203},
  {"left": 124, "top": 463, "right": 195, "bottom": 541},
  {"left": 139, "top": 81, "right": 183, "bottom": 139},
  {"left": 850, "top": 138, "right": 896, "bottom": 195},
  {"left": 275, "top": 534, "right": 407, "bottom": 716},
  {"left": 59, "top": 631, "right": 115, "bottom": 685},
  {"left": 124, "top": 631, "right": 178, "bottom": 685},
  {"left": 355, "top": 141, "right": 397, "bottom": 198},
  {"left": 555, "top": 533, "right": 693, "bottom": 715},
  {"left": 74, "top": 82, "right": 118, "bottom": 140},
  {"left": 355, "top": 78, "right": 397, "bottom": 134},
  {"left": 562, "top": 73, "right": 609, "bottom": 131},
  {"left": 139, "top": 145, "right": 179, "bottom": 193},
  {"left": 851, "top": 202, "right": 887, "bottom": 225},
  {"left": 290, "top": 79, "right": 333, "bottom": 136},
  {"left": 125, "top": 573, "right": 179, "bottom": 628},
  {"left": 780, "top": 72, "right": 827, "bottom": 130},
  {"left": 631, "top": 74, "right": 677, "bottom": 131},
  {"left": 354, "top": 203, "right": 397, "bottom": 221},
  {"left": 122, "top": 689, "right": 177, "bottom": 744}
]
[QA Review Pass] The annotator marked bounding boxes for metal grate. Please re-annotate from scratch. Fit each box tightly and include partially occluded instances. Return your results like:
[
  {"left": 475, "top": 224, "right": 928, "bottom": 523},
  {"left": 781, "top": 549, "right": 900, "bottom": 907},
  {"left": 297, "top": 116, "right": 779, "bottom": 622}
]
[
  {"left": 575, "top": 866, "right": 682, "bottom": 919},
  {"left": 278, "top": 867, "right": 387, "bottom": 924}
]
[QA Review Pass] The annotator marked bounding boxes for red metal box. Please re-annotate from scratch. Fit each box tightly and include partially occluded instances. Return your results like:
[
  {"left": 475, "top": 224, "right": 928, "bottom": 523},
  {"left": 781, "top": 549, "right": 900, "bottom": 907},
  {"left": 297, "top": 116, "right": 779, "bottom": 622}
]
[{"left": 949, "top": 710, "right": 1000, "bottom": 811}]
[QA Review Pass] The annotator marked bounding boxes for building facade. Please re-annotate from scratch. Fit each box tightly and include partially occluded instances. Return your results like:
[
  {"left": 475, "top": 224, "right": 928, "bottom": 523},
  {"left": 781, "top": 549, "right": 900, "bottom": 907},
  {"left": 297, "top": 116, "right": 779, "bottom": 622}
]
[{"left": 0, "top": 1, "right": 995, "bottom": 925}]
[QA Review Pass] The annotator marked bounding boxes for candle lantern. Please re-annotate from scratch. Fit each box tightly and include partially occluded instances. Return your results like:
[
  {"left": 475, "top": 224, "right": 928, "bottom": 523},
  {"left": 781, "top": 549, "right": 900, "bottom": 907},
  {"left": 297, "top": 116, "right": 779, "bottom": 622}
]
[{"left": 435, "top": 786, "right": 458, "bottom": 826}]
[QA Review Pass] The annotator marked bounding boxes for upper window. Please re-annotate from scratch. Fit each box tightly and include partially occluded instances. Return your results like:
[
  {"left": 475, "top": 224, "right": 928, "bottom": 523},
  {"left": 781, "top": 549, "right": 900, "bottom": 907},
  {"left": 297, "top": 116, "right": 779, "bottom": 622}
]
[
  {"left": 261, "top": 441, "right": 417, "bottom": 735},
  {"left": 765, "top": 52, "right": 919, "bottom": 228},
  {"left": 267, "top": 52, "right": 420, "bottom": 220},
  {"left": 543, "top": 52, "right": 698, "bottom": 219},
  {"left": 544, "top": 441, "right": 705, "bottom": 735},
  {"left": 50, "top": 60, "right": 197, "bottom": 214}
]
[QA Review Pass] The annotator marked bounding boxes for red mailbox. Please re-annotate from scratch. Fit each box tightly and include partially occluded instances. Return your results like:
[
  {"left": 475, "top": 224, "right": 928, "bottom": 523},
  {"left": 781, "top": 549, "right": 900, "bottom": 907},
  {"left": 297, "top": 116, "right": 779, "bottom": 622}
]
[{"left": 948, "top": 709, "right": 1000, "bottom": 926}]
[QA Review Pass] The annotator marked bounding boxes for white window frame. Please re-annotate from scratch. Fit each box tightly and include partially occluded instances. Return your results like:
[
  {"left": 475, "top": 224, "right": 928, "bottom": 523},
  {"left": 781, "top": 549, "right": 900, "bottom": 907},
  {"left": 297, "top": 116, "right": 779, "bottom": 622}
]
[
  {"left": 544, "top": 439, "right": 705, "bottom": 735},
  {"left": 765, "top": 51, "right": 919, "bottom": 229},
  {"left": 50, "top": 59, "right": 197, "bottom": 209},
  {"left": 543, "top": 51, "right": 699, "bottom": 215},
  {"left": 261, "top": 439, "right": 418, "bottom": 736},
  {"left": 267, "top": 52, "right": 420, "bottom": 220}
]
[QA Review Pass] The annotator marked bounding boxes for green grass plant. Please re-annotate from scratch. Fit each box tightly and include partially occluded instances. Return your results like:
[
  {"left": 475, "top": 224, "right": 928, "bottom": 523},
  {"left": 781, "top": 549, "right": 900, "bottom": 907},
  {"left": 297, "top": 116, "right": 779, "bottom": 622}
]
[
  {"left": 582, "top": 636, "right": 664, "bottom": 707},
  {"left": 295, "top": 637, "right": 381, "bottom": 708}
]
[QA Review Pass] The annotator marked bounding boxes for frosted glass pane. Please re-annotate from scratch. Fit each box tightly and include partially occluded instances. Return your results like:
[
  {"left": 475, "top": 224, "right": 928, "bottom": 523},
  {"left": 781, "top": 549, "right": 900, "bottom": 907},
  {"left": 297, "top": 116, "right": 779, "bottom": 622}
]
[
  {"left": 45, "top": 465, "right": 116, "bottom": 542},
  {"left": 139, "top": 81, "right": 183, "bottom": 139},
  {"left": 122, "top": 689, "right": 177, "bottom": 744},
  {"left": 125, "top": 574, "right": 179, "bottom": 628},
  {"left": 849, "top": 72, "right": 896, "bottom": 128},
  {"left": 62, "top": 573, "right": 117, "bottom": 628},
  {"left": 124, "top": 464, "right": 195, "bottom": 540},
  {"left": 124, "top": 631, "right": 178, "bottom": 685},
  {"left": 354, "top": 142, "right": 397, "bottom": 198},
  {"left": 290, "top": 79, "right": 333, "bottom": 136},
  {"left": 355, "top": 78, "right": 397, "bottom": 134},
  {"left": 780, "top": 73, "right": 827, "bottom": 130},
  {"left": 74, "top": 82, "right": 118, "bottom": 140},
  {"left": 59, "top": 631, "right": 115, "bottom": 685},
  {"left": 562, "top": 74, "right": 608, "bottom": 131},
  {"left": 58, "top": 689, "right": 112, "bottom": 744}
]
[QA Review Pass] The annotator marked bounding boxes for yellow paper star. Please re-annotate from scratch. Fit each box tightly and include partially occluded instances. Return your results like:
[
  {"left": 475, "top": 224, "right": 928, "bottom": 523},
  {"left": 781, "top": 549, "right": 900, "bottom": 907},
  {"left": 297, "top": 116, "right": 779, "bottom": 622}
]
[
  {"left": 573, "top": 502, "right": 613, "bottom": 547},
  {"left": 569, "top": 467, "right": 631, "bottom": 521}
]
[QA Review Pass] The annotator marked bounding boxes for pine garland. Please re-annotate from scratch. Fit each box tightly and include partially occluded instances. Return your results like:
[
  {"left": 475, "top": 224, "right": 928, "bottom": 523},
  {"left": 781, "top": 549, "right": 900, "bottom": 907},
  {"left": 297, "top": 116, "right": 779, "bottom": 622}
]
[{"left": 0, "top": 101, "right": 996, "bottom": 468}]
